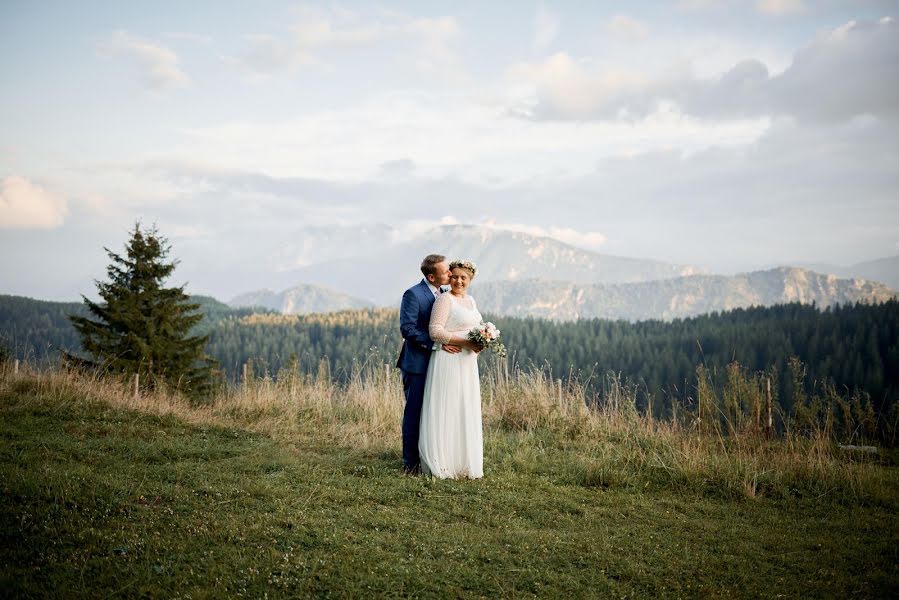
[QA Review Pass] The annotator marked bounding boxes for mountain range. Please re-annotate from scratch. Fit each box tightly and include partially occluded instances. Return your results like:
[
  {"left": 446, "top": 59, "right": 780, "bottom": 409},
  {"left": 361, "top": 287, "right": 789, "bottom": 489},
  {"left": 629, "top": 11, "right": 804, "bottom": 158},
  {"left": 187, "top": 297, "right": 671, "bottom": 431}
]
[
  {"left": 270, "top": 224, "right": 702, "bottom": 306},
  {"left": 226, "top": 225, "right": 896, "bottom": 320},
  {"left": 794, "top": 256, "right": 899, "bottom": 292},
  {"left": 473, "top": 267, "right": 896, "bottom": 321}
]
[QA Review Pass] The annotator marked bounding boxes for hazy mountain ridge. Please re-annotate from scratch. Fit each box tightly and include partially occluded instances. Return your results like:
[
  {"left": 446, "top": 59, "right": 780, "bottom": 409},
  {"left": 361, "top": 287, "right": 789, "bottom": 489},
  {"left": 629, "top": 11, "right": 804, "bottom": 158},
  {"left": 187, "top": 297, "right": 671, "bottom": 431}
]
[
  {"left": 472, "top": 267, "right": 897, "bottom": 321},
  {"left": 229, "top": 285, "right": 373, "bottom": 314},
  {"left": 794, "top": 255, "right": 899, "bottom": 291},
  {"left": 271, "top": 224, "right": 703, "bottom": 305}
]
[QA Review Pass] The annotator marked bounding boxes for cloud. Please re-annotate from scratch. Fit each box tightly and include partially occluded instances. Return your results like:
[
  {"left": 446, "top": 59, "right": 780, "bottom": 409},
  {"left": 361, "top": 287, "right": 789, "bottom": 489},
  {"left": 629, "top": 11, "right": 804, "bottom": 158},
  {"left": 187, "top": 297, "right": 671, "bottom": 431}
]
[
  {"left": 475, "top": 219, "right": 607, "bottom": 251},
  {"left": 676, "top": 0, "right": 733, "bottom": 8},
  {"left": 163, "top": 32, "right": 213, "bottom": 44},
  {"left": 534, "top": 4, "right": 561, "bottom": 51},
  {"left": 165, "top": 223, "right": 212, "bottom": 239},
  {"left": 507, "top": 52, "right": 651, "bottom": 119},
  {"left": 174, "top": 89, "right": 769, "bottom": 187},
  {"left": 509, "top": 17, "right": 899, "bottom": 123},
  {"left": 21, "top": 99, "right": 898, "bottom": 298},
  {"left": 547, "top": 227, "right": 608, "bottom": 250},
  {"left": 0, "top": 176, "right": 67, "bottom": 229},
  {"left": 363, "top": 215, "right": 607, "bottom": 252},
  {"left": 756, "top": 0, "right": 804, "bottom": 15},
  {"left": 769, "top": 18, "right": 899, "bottom": 121},
  {"left": 378, "top": 158, "right": 417, "bottom": 179},
  {"left": 607, "top": 15, "right": 650, "bottom": 40},
  {"left": 230, "top": 6, "right": 463, "bottom": 80},
  {"left": 373, "top": 216, "right": 608, "bottom": 254},
  {"left": 98, "top": 30, "right": 189, "bottom": 89},
  {"left": 405, "top": 16, "right": 465, "bottom": 80}
]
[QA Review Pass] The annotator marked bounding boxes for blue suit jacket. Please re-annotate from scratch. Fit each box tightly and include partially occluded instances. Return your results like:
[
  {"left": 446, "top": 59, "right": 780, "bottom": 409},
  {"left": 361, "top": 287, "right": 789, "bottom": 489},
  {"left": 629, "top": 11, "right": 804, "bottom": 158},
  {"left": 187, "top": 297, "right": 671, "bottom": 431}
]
[{"left": 396, "top": 279, "right": 437, "bottom": 374}]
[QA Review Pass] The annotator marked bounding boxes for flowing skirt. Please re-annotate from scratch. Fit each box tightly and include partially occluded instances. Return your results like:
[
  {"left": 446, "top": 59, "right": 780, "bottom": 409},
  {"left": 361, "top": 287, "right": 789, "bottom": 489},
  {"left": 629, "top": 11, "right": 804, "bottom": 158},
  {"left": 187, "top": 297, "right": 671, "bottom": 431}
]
[{"left": 418, "top": 347, "right": 483, "bottom": 479}]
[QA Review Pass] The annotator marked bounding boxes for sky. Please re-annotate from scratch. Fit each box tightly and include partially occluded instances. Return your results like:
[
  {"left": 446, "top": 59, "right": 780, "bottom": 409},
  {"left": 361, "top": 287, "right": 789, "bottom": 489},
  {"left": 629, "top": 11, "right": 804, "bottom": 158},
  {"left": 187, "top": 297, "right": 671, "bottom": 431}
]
[{"left": 1, "top": 0, "right": 898, "bottom": 300}]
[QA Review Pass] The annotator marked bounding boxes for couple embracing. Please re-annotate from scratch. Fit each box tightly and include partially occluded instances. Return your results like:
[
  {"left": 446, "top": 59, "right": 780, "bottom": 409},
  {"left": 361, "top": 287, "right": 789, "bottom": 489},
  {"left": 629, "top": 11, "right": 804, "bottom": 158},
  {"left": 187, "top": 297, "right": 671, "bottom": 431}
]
[{"left": 396, "top": 254, "right": 485, "bottom": 479}]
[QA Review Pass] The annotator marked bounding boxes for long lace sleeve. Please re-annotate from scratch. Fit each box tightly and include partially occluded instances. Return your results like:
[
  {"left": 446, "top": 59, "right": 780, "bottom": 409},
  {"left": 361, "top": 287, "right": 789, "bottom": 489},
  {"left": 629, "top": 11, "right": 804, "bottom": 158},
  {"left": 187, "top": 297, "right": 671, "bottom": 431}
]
[{"left": 428, "top": 294, "right": 454, "bottom": 345}]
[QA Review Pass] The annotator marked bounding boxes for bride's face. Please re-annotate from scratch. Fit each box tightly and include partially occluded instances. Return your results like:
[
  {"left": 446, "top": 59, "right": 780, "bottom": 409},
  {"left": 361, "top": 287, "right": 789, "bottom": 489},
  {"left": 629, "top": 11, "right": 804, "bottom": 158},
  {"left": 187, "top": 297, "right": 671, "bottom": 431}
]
[{"left": 449, "top": 267, "right": 473, "bottom": 294}]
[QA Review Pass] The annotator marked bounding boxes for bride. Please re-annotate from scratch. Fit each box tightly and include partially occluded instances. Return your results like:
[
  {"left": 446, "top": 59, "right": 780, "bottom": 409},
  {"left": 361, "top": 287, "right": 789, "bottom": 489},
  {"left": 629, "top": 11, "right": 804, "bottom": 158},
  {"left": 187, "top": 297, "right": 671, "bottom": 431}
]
[{"left": 418, "top": 259, "right": 485, "bottom": 479}]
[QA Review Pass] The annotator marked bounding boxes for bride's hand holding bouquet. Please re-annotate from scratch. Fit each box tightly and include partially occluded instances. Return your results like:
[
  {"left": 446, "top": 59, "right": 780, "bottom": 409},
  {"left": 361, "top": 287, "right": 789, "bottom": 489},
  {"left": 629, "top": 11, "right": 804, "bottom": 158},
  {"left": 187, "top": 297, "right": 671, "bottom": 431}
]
[{"left": 468, "top": 321, "right": 507, "bottom": 358}]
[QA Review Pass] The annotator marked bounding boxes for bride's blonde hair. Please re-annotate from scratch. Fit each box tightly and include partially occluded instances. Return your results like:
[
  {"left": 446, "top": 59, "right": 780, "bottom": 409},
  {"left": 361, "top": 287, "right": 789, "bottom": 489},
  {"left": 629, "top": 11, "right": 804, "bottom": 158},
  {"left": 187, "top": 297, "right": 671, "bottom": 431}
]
[{"left": 449, "top": 259, "right": 477, "bottom": 278}]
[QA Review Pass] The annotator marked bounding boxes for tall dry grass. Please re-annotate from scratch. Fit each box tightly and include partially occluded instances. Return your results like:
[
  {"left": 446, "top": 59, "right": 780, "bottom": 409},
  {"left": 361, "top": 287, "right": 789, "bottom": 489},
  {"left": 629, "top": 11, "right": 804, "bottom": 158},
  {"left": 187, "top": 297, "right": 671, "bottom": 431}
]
[{"left": 1, "top": 356, "right": 894, "bottom": 504}]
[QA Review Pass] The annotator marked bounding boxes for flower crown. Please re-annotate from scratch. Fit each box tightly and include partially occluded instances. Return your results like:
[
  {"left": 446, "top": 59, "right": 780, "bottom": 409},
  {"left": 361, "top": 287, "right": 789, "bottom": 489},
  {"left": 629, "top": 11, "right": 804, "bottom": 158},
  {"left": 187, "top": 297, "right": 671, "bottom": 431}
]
[{"left": 449, "top": 259, "right": 477, "bottom": 277}]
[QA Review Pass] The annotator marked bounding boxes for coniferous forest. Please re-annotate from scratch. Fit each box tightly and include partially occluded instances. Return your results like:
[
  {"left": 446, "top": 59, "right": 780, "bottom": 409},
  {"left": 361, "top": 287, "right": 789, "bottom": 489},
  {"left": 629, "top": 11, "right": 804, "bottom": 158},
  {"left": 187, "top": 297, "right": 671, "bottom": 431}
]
[{"left": 3, "top": 293, "right": 897, "bottom": 435}]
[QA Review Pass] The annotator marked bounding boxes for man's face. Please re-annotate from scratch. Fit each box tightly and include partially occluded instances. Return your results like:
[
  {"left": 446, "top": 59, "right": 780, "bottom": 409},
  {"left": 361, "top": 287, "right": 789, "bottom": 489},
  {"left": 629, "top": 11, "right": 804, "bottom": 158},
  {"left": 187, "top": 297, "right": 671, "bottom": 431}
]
[{"left": 428, "top": 261, "right": 451, "bottom": 286}]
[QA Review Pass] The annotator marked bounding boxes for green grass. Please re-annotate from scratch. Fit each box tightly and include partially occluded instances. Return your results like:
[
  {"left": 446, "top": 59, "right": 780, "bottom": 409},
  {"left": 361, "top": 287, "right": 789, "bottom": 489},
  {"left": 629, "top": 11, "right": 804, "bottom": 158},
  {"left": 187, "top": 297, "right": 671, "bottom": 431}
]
[{"left": 1, "top": 373, "right": 898, "bottom": 598}]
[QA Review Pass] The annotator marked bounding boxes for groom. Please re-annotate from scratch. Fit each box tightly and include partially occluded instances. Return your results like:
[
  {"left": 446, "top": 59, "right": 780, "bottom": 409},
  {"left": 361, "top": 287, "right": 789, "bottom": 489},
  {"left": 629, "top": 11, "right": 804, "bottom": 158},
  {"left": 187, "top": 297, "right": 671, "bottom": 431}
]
[{"left": 396, "top": 254, "right": 460, "bottom": 474}]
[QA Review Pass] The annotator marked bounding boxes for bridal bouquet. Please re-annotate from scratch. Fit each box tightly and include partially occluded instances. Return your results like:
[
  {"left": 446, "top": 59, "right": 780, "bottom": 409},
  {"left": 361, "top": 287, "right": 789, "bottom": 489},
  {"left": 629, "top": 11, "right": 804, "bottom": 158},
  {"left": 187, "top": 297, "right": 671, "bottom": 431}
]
[{"left": 468, "top": 321, "right": 507, "bottom": 358}]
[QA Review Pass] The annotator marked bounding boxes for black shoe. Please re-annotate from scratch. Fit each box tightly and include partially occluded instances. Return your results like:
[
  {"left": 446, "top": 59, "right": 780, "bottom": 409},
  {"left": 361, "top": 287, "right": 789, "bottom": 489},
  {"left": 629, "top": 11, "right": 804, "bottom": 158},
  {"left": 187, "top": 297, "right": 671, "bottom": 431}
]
[{"left": 403, "top": 464, "right": 421, "bottom": 475}]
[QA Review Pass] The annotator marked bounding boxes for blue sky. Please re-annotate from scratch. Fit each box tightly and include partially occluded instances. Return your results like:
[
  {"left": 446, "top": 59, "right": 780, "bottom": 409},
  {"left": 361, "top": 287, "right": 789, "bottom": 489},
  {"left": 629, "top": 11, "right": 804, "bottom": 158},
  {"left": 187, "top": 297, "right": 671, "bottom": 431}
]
[{"left": 2, "top": 1, "right": 898, "bottom": 299}]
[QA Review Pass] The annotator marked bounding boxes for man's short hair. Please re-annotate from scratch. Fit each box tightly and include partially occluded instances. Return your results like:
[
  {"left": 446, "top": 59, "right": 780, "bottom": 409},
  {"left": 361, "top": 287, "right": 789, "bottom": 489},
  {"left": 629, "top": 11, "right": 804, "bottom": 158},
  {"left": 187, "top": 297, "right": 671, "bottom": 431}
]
[{"left": 420, "top": 254, "right": 446, "bottom": 277}]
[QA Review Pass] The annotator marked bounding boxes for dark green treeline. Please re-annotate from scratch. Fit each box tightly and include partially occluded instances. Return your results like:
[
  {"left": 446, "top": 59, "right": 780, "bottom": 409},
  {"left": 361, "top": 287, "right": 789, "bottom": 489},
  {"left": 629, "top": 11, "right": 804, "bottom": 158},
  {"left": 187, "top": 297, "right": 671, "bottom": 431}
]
[
  {"left": 205, "top": 301, "right": 899, "bottom": 420},
  {"left": 3, "top": 294, "right": 897, "bottom": 426}
]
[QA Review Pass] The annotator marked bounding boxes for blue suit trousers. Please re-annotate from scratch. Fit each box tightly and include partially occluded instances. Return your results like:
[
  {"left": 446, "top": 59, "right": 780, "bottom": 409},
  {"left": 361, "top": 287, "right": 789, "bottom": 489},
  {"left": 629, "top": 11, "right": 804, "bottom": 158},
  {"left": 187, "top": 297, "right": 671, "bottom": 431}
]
[{"left": 401, "top": 370, "right": 427, "bottom": 470}]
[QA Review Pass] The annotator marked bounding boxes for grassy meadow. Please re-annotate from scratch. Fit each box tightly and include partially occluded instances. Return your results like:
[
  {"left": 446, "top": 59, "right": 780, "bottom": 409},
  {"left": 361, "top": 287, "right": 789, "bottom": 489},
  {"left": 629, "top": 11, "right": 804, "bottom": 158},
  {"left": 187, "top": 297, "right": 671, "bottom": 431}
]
[{"left": 1, "top": 359, "right": 897, "bottom": 598}]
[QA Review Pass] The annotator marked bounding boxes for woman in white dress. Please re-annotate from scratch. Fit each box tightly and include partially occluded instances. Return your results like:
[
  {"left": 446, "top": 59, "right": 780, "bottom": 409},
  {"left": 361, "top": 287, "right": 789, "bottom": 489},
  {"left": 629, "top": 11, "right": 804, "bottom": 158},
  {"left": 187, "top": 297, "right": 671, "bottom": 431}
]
[{"left": 418, "top": 260, "right": 485, "bottom": 479}]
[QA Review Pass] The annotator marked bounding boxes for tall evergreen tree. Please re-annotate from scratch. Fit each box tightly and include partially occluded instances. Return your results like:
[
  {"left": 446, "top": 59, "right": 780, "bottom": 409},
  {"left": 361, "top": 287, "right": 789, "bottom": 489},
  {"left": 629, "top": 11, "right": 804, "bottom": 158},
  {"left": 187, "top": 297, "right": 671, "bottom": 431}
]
[{"left": 68, "top": 223, "right": 216, "bottom": 395}]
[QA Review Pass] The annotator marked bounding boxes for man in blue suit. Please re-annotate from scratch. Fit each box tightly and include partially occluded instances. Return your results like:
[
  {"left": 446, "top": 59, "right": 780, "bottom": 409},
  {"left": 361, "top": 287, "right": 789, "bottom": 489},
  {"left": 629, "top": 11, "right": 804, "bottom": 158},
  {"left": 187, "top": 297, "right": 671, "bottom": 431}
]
[{"left": 396, "top": 254, "right": 458, "bottom": 474}]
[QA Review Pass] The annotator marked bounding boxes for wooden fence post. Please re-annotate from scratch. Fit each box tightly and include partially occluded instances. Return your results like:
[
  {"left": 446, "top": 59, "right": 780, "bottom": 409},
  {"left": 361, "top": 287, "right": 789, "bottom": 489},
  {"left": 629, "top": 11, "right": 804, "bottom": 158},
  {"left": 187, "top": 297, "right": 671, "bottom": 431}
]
[
  {"left": 557, "top": 379, "right": 563, "bottom": 405},
  {"left": 765, "top": 377, "right": 773, "bottom": 438},
  {"left": 242, "top": 363, "right": 248, "bottom": 388},
  {"left": 133, "top": 373, "right": 139, "bottom": 400},
  {"left": 14, "top": 359, "right": 19, "bottom": 375}
]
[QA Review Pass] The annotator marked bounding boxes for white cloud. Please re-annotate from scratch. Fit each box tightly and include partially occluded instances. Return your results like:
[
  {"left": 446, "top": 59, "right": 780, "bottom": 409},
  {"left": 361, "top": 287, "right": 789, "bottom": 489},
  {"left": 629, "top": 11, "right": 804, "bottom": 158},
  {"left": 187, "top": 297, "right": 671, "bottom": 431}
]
[
  {"left": 175, "top": 90, "right": 769, "bottom": 185},
  {"left": 384, "top": 216, "right": 607, "bottom": 252},
  {"left": 230, "top": 7, "right": 463, "bottom": 80},
  {"left": 405, "top": 16, "right": 465, "bottom": 81},
  {"left": 163, "top": 32, "right": 213, "bottom": 44},
  {"left": 165, "top": 224, "right": 212, "bottom": 239},
  {"left": 0, "top": 176, "right": 67, "bottom": 229},
  {"left": 677, "top": 0, "right": 732, "bottom": 8},
  {"left": 98, "top": 30, "right": 189, "bottom": 89},
  {"left": 507, "top": 52, "right": 650, "bottom": 119},
  {"left": 534, "top": 4, "right": 561, "bottom": 51},
  {"left": 508, "top": 17, "right": 898, "bottom": 123},
  {"left": 756, "top": 0, "right": 804, "bottom": 15},
  {"left": 476, "top": 219, "right": 607, "bottom": 251},
  {"left": 607, "top": 15, "right": 650, "bottom": 40},
  {"left": 389, "top": 216, "right": 461, "bottom": 244},
  {"left": 547, "top": 227, "right": 608, "bottom": 250}
]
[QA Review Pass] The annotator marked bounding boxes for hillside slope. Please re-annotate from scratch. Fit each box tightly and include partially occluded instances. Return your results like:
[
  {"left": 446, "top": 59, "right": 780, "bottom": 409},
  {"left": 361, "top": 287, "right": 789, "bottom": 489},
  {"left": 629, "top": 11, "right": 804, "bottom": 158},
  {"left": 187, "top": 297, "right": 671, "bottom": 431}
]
[{"left": 2, "top": 368, "right": 896, "bottom": 597}]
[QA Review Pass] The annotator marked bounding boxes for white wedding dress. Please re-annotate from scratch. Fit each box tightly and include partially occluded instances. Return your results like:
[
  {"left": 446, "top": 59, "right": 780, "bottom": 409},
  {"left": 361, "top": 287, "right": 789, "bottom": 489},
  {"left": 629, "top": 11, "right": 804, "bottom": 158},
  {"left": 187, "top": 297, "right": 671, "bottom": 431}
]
[{"left": 418, "top": 292, "right": 484, "bottom": 479}]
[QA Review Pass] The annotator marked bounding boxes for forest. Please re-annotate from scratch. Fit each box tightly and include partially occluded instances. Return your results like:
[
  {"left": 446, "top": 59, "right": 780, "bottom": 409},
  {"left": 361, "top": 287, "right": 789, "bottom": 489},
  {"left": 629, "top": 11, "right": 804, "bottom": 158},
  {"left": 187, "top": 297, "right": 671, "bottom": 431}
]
[{"left": 2, "top": 293, "right": 896, "bottom": 429}]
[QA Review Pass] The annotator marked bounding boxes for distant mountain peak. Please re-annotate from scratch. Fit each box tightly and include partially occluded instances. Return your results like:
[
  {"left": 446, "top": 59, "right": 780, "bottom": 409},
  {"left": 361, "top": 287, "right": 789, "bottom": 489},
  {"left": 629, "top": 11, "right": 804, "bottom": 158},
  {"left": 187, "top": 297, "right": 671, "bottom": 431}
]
[{"left": 265, "top": 222, "right": 707, "bottom": 306}]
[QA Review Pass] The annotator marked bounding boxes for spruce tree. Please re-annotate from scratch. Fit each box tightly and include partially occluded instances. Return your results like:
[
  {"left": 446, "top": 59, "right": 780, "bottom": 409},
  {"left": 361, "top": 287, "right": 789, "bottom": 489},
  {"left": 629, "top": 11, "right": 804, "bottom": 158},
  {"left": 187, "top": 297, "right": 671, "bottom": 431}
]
[{"left": 68, "top": 223, "right": 216, "bottom": 395}]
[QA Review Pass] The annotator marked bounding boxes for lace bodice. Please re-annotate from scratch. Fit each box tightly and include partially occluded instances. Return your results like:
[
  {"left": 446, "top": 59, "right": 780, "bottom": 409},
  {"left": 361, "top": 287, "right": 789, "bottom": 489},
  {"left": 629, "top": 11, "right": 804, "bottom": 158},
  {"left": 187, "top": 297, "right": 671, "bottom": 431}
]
[{"left": 429, "top": 293, "right": 483, "bottom": 345}]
